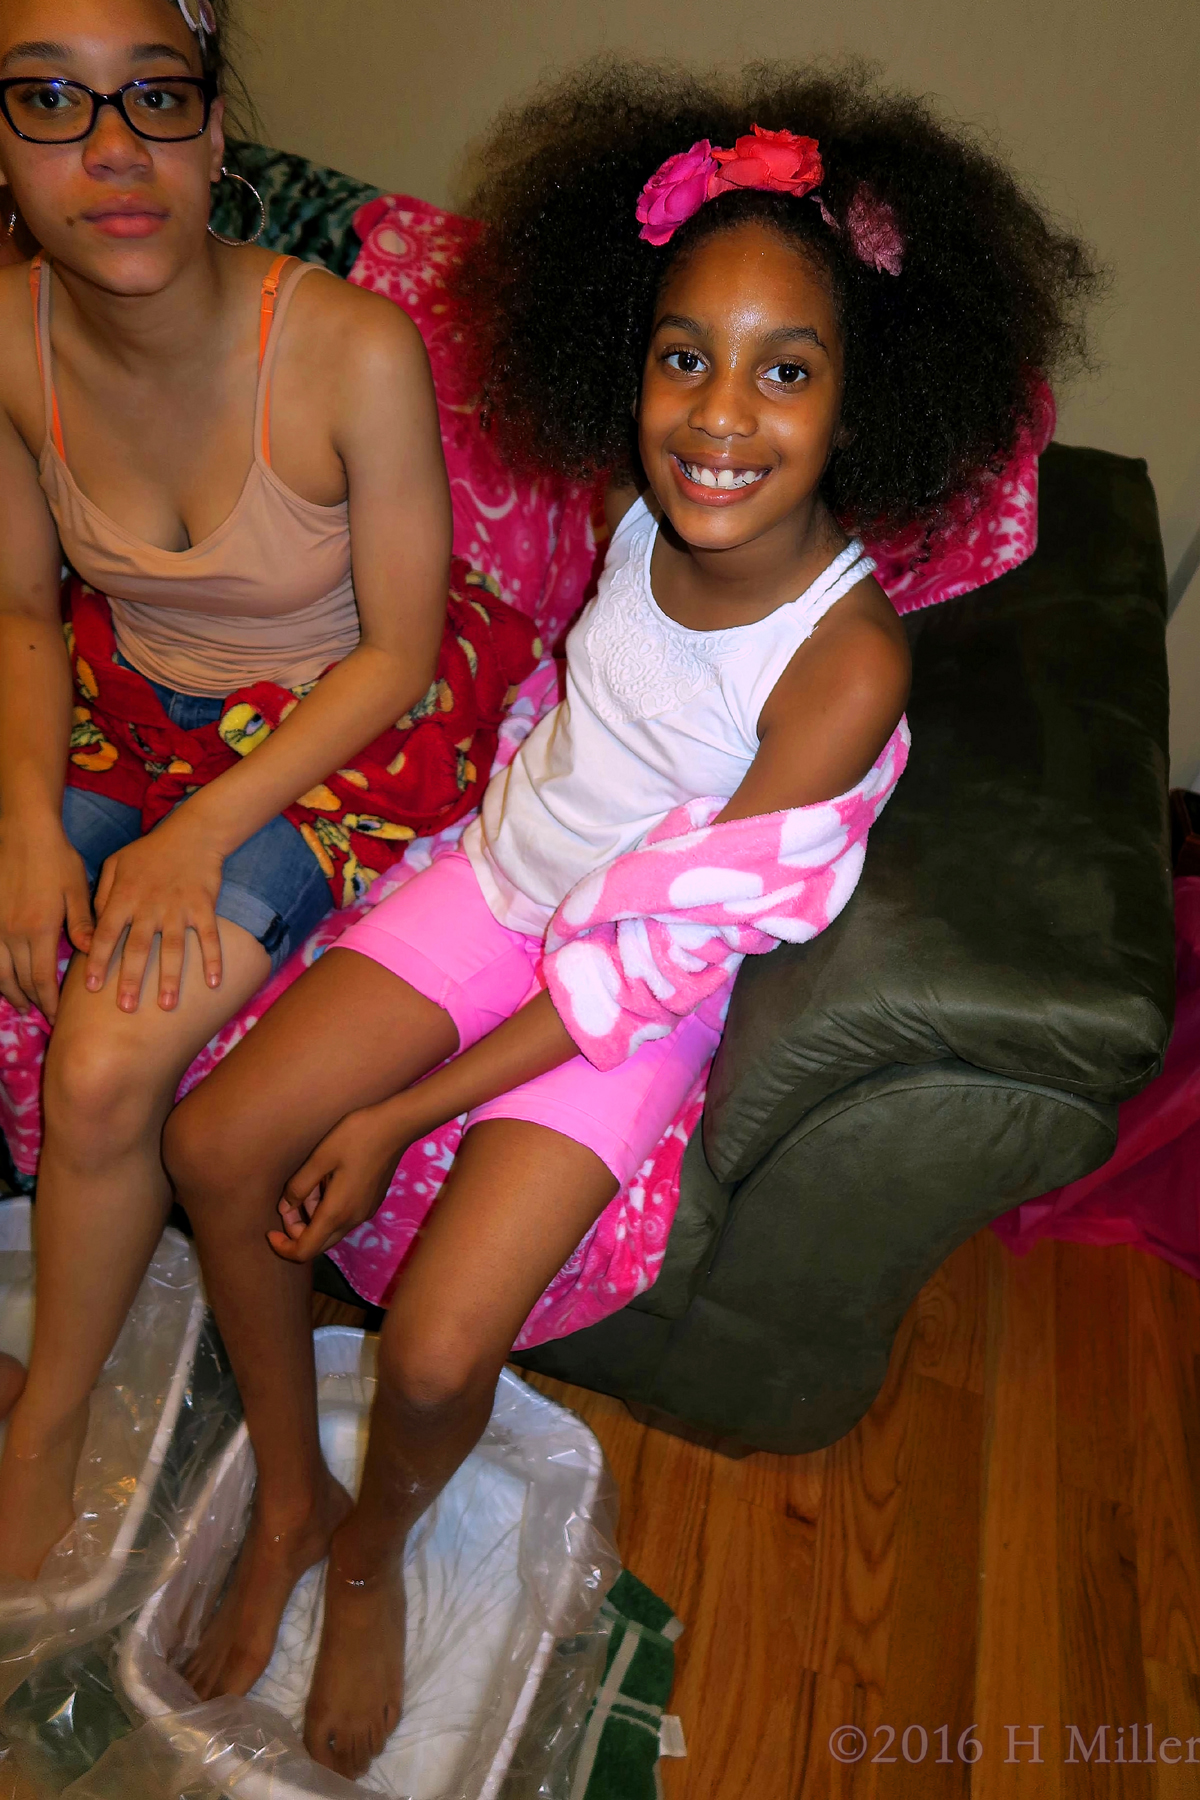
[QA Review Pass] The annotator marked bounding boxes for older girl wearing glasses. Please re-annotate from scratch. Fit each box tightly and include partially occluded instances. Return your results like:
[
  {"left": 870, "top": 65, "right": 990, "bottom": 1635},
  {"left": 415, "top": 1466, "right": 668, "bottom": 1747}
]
[{"left": 0, "top": 0, "right": 476, "bottom": 1582}]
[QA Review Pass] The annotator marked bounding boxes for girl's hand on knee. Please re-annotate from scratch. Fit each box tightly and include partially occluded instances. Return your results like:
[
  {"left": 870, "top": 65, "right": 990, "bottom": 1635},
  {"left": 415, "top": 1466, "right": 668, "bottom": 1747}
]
[
  {"left": 85, "top": 817, "right": 225, "bottom": 1012},
  {"left": 0, "top": 816, "right": 93, "bottom": 1023},
  {"left": 269, "top": 1104, "right": 416, "bottom": 1263}
]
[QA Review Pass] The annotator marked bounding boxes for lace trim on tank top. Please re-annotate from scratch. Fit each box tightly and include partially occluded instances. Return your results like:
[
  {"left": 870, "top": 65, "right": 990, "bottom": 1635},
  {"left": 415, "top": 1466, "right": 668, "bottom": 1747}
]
[
  {"left": 585, "top": 542, "right": 725, "bottom": 724},
  {"left": 584, "top": 512, "right": 873, "bottom": 726}
]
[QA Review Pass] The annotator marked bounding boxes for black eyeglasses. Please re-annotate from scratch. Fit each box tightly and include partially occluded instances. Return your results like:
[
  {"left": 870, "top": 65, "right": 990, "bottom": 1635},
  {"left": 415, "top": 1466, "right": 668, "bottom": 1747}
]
[{"left": 0, "top": 76, "right": 218, "bottom": 145}]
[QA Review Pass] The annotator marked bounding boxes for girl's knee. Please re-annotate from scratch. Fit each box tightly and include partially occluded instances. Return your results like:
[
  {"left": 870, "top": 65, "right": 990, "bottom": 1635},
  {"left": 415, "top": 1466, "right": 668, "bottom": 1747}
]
[
  {"left": 162, "top": 1088, "right": 249, "bottom": 1204},
  {"left": 163, "top": 1086, "right": 296, "bottom": 1222},
  {"left": 377, "top": 1321, "right": 500, "bottom": 1419},
  {"left": 43, "top": 1029, "right": 165, "bottom": 1159},
  {"left": 160, "top": 1095, "right": 204, "bottom": 1198}
]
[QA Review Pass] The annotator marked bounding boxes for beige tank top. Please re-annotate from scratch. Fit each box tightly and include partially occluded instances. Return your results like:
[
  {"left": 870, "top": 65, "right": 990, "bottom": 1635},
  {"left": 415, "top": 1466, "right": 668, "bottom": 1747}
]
[{"left": 31, "top": 253, "right": 360, "bottom": 697}]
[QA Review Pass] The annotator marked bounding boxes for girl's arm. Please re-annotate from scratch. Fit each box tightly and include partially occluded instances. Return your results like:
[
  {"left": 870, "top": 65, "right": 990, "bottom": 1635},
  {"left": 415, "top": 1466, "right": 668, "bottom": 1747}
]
[
  {"left": 717, "top": 576, "right": 910, "bottom": 822},
  {"left": 86, "top": 293, "right": 453, "bottom": 1014},
  {"left": 269, "top": 988, "right": 577, "bottom": 1262},
  {"left": 0, "top": 401, "right": 95, "bottom": 1023}
]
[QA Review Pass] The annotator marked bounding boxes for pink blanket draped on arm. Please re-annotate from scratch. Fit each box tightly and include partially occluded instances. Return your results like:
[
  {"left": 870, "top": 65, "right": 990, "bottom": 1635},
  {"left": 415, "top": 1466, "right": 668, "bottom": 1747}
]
[{"left": 544, "top": 722, "right": 911, "bottom": 1071}]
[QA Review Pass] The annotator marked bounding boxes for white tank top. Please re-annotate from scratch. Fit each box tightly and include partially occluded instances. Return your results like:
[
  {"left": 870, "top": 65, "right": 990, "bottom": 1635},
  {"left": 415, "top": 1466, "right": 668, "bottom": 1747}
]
[{"left": 462, "top": 497, "right": 876, "bottom": 935}]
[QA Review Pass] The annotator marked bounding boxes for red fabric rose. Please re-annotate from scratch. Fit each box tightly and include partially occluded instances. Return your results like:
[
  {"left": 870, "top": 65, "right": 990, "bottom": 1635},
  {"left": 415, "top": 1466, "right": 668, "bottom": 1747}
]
[{"left": 709, "top": 126, "right": 823, "bottom": 198}]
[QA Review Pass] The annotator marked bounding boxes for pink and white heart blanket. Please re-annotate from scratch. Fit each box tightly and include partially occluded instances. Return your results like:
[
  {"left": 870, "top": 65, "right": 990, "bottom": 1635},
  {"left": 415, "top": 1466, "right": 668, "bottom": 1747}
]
[{"left": 544, "top": 721, "right": 911, "bottom": 1071}]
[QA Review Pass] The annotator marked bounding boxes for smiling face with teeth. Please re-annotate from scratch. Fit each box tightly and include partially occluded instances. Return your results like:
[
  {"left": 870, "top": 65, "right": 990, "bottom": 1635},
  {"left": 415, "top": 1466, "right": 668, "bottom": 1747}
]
[{"left": 637, "top": 220, "right": 846, "bottom": 597}]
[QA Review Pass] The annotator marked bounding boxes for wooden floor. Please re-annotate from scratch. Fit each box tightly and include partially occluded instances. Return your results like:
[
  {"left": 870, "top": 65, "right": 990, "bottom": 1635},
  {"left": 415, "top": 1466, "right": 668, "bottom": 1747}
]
[{"left": 315, "top": 1228, "right": 1200, "bottom": 1799}]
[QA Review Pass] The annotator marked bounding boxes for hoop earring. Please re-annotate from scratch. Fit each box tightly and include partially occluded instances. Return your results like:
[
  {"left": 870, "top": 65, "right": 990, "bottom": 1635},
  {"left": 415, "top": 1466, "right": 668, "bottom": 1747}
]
[{"left": 207, "top": 167, "right": 266, "bottom": 246}]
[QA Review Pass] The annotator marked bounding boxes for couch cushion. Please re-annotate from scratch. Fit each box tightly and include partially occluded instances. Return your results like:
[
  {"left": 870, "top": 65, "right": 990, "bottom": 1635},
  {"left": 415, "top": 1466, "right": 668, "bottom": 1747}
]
[{"left": 703, "top": 442, "right": 1175, "bottom": 1184}]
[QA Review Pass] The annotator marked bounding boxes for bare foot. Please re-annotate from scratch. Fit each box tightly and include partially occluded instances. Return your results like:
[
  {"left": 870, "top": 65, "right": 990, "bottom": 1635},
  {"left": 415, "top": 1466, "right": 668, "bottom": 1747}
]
[
  {"left": 304, "top": 1528, "right": 407, "bottom": 1781},
  {"left": 0, "top": 1395, "right": 88, "bottom": 1581},
  {"left": 186, "top": 1470, "right": 352, "bottom": 1699},
  {"left": 0, "top": 1353, "right": 26, "bottom": 1422}
]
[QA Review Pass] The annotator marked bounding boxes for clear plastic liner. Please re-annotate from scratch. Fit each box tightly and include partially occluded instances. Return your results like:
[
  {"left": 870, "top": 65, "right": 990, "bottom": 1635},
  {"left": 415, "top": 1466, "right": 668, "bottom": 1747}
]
[
  {"left": 0, "top": 1199, "right": 239, "bottom": 1713},
  {"left": 3, "top": 1627, "right": 618, "bottom": 1800},
  {"left": 59, "top": 1328, "right": 621, "bottom": 1800},
  {"left": 0, "top": 1260, "right": 620, "bottom": 1800},
  {"left": 0, "top": 1632, "right": 131, "bottom": 1796},
  {"left": 63, "top": 1696, "right": 360, "bottom": 1798},
  {"left": 494, "top": 1623, "right": 613, "bottom": 1800}
]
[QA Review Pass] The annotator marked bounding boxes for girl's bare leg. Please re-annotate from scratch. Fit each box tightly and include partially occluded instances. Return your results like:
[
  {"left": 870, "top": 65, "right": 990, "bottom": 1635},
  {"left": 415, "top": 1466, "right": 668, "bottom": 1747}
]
[
  {"left": 0, "top": 1353, "right": 25, "bottom": 1420},
  {"left": 163, "top": 947, "right": 460, "bottom": 1698},
  {"left": 304, "top": 1119, "right": 618, "bottom": 1782},
  {"left": 0, "top": 923, "right": 269, "bottom": 1580}
]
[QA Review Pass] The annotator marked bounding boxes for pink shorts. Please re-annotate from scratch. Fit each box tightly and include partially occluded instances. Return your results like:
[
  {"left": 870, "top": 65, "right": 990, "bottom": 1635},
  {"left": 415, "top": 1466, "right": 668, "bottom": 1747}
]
[{"left": 337, "top": 851, "right": 720, "bottom": 1187}]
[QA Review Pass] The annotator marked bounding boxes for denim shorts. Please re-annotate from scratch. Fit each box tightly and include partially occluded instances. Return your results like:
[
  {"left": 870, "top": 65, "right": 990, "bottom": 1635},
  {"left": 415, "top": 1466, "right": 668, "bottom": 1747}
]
[{"left": 62, "top": 664, "right": 332, "bottom": 974}]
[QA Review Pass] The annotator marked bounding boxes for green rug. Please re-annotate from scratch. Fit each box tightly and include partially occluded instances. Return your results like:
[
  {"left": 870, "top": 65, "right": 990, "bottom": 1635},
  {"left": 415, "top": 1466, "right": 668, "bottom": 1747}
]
[
  {"left": 496, "top": 1568, "right": 684, "bottom": 1800},
  {"left": 573, "top": 1573, "right": 684, "bottom": 1800}
]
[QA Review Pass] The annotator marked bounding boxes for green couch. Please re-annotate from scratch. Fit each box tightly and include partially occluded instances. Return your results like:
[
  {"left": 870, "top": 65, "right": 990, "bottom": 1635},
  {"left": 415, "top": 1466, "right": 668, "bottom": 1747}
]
[
  {"left": 516, "top": 441, "right": 1174, "bottom": 1450},
  {"left": 130, "top": 149, "right": 1189, "bottom": 1454}
]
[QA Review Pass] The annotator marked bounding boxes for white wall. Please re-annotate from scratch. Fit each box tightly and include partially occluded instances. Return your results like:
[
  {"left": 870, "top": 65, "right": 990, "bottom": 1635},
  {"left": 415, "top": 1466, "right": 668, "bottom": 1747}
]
[
  {"left": 1168, "top": 578, "right": 1200, "bottom": 790},
  {"left": 234, "top": 0, "right": 1199, "bottom": 772},
  {"left": 1163, "top": 447, "right": 1200, "bottom": 787}
]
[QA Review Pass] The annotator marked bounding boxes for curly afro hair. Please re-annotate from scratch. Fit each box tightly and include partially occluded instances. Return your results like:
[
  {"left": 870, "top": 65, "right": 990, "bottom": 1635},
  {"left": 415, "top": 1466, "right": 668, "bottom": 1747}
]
[{"left": 453, "top": 59, "right": 1102, "bottom": 537}]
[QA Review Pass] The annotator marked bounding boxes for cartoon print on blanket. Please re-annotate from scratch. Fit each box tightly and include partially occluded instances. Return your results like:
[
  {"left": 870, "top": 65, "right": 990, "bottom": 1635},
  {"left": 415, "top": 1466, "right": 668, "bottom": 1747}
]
[
  {"left": 64, "top": 572, "right": 541, "bottom": 908},
  {"left": 0, "top": 664, "right": 555, "bottom": 1167}
]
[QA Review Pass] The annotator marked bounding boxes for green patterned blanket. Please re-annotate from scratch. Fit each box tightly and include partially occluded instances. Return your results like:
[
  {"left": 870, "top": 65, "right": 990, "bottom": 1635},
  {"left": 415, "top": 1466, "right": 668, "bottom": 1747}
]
[{"left": 211, "top": 140, "right": 380, "bottom": 274}]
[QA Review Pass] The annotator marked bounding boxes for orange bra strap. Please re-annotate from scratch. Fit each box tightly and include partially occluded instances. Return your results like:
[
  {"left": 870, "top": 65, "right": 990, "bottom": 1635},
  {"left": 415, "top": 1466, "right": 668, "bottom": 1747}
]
[
  {"left": 29, "top": 254, "right": 66, "bottom": 461},
  {"left": 258, "top": 254, "right": 294, "bottom": 467},
  {"left": 28, "top": 255, "right": 45, "bottom": 379}
]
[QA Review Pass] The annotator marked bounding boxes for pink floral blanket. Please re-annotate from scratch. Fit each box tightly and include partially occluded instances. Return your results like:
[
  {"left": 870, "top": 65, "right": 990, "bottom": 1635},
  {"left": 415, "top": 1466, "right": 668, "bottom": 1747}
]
[
  {"left": 544, "top": 723, "right": 910, "bottom": 1071},
  {"left": 0, "top": 192, "right": 1050, "bottom": 1346}
]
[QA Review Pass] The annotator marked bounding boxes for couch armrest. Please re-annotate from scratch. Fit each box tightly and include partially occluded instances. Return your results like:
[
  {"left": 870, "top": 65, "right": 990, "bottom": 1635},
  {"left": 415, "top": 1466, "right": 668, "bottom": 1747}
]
[
  {"left": 516, "top": 1060, "right": 1116, "bottom": 1453},
  {"left": 704, "top": 443, "right": 1175, "bottom": 1185}
]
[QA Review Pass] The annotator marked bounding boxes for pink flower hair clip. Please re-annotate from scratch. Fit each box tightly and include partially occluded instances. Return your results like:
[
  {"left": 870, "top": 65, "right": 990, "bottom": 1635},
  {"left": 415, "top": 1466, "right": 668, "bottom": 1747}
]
[
  {"left": 814, "top": 189, "right": 905, "bottom": 276},
  {"left": 635, "top": 127, "right": 821, "bottom": 247},
  {"left": 635, "top": 124, "right": 905, "bottom": 276},
  {"left": 176, "top": 0, "right": 217, "bottom": 44}
]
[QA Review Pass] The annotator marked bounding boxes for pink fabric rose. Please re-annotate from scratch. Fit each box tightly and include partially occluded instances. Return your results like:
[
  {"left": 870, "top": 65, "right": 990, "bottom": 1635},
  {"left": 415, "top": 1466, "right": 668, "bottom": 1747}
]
[
  {"left": 636, "top": 140, "right": 719, "bottom": 246},
  {"left": 844, "top": 187, "right": 905, "bottom": 275},
  {"left": 815, "top": 186, "right": 905, "bottom": 275},
  {"left": 710, "top": 125, "right": 823, "bottom": 197}
]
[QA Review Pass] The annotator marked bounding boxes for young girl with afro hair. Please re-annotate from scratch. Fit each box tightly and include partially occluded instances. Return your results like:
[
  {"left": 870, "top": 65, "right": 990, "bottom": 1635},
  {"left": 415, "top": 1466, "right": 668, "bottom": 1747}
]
[{"left": 164, "top": 61, "right": 1099, "bottom": 1780}]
